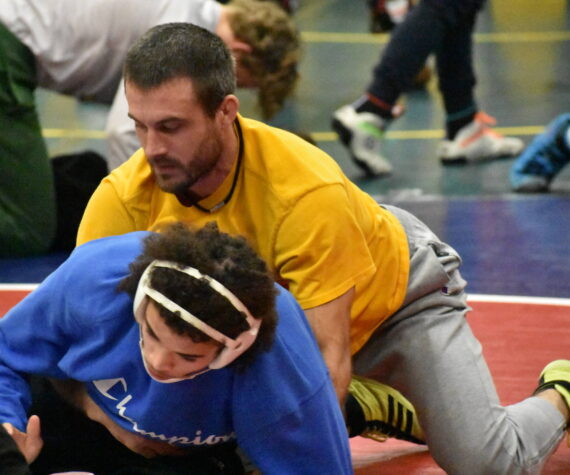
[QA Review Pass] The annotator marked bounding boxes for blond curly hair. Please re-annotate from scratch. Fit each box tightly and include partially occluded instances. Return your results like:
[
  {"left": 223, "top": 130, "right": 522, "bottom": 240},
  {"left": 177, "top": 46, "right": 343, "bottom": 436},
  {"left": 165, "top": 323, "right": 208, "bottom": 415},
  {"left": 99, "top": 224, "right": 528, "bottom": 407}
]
[{"left": 227, "top": 0, "right": 301, "bottom": 118}]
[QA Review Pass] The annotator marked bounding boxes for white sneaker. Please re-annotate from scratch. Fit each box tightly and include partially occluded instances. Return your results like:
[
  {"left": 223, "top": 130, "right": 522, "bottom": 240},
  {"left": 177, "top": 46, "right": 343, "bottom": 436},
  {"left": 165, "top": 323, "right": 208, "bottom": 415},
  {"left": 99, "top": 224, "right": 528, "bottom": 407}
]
[
  {"left": 331, "top": 105, "right": 393, "bottom": 176},
  {"left": 438, "top": 112, "right": 524, "bottom": 163}
]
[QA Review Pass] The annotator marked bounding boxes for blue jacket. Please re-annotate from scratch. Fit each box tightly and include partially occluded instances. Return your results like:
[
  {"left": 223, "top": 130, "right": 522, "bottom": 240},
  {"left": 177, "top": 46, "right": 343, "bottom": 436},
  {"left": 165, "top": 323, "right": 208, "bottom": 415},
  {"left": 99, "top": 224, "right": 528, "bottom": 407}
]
[{"left": 0, "top": 232, "right": 353, "bottom": 474}]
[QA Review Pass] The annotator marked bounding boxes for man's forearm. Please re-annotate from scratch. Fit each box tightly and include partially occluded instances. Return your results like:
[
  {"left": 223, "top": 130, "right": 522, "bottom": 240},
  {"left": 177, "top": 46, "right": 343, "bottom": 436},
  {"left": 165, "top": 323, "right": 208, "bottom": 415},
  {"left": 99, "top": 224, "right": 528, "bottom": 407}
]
[
  {"left": 322, "top": 344, "right": 352, "bottom": 405},
  {"left": 304, "top": 287, "right": 354, "bottom": 404}
]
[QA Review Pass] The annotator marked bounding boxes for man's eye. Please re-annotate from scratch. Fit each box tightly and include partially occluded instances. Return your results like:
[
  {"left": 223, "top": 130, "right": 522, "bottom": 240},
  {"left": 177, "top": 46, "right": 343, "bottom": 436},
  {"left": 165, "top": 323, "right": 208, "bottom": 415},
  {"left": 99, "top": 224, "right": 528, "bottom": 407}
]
[
  {"left": 160, "top": 123, "right": 180, "bottom": 132},
  {"left": 180, "top": 355, "right": 197, "bottom": 362}
]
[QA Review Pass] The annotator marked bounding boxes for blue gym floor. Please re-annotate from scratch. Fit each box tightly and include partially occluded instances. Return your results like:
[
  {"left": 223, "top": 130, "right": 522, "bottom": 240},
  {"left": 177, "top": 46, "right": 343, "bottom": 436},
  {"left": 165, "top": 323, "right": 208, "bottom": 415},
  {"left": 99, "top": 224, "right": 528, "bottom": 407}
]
[{"left": 1, "top": 0, "right": 569, "bottom": 300}]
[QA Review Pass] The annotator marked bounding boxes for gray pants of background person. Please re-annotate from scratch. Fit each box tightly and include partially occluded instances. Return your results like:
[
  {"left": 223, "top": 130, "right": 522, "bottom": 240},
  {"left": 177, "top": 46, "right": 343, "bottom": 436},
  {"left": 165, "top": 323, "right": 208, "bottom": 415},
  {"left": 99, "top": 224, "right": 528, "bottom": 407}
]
[{"left": 353, "top": 205, "right": 566, "bottom": 475}]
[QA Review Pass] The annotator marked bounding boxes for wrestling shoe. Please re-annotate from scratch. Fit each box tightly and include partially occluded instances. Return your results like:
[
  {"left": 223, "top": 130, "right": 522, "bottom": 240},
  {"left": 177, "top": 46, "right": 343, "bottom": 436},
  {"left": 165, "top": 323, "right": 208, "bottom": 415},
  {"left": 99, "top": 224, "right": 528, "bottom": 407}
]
[
  {"left": 535, "top": 360, "right": 570, "bottom": 446},
  {"left": 439, "top": 112, "right": 524, "bottom": 164},
  {"left": 510, "top": 113, "right": 570, "bottom": 192},
  {"left": 331, "top": 105, "right": 393, "bottom": 177},
  {"left": 345, "top": 374, "right": 425, "bottom": 444}
]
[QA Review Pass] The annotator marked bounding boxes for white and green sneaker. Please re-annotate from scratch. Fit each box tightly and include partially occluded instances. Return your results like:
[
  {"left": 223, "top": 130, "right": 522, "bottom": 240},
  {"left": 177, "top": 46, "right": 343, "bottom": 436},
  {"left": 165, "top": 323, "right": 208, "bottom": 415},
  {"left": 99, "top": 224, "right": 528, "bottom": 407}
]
[
  {"left": 346, "top": 374, "right": 425, "bottom": 444},
  {"left": 332, "top": 105, "right": 393, "bottom": 177}
]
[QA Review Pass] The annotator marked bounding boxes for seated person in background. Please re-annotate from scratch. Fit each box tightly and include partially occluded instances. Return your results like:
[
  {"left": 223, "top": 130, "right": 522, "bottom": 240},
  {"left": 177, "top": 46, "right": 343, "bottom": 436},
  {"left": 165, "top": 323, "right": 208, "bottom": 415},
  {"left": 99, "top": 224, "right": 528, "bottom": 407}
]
[
  {"left": 0, "top": 0, "right": 299, "bottom": 257},
  {"left": 0, "top": 222, "right": 352, "bottom": 474},
  {"left": 510, "top": 113, "right": 570, "bottom": 192}
]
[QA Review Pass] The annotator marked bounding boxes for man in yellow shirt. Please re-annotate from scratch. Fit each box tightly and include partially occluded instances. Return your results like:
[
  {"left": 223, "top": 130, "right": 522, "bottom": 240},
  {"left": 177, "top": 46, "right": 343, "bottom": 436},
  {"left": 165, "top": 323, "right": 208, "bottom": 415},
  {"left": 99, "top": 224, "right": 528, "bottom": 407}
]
[{"left": 78, "top": 23, "right": 570, "bottom": 472}]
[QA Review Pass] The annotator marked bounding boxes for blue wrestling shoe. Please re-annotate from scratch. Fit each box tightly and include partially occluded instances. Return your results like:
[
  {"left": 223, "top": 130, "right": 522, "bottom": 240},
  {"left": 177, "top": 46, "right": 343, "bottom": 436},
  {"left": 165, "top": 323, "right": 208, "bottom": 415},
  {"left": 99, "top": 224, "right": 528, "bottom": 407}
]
[{"left": 510, "top": 113, "right": 570, "bottom": 192}]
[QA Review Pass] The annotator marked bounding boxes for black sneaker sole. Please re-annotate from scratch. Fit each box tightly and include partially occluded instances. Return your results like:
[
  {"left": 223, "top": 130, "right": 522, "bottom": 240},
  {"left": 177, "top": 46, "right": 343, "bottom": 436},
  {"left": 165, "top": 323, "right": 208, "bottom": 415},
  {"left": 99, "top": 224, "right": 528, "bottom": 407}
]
[
  {"left": 441, "top": 152, "right": 520, "bottom": 166},
  {"left": 440, "top": 156, "right": 468, "bottom": 165}
]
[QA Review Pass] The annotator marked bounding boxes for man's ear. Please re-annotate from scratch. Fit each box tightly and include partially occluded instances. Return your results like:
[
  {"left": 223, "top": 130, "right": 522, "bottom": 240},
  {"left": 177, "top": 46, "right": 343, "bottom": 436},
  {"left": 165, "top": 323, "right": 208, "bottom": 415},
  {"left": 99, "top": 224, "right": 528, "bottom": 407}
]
[{"left": 217, "top": 95, "right": 240, "bottom": 126}]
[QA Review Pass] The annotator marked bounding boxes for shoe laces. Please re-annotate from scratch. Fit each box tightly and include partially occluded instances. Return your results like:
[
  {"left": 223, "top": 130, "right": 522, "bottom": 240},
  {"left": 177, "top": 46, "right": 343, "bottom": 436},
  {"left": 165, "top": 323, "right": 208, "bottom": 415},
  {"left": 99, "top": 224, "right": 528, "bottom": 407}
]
[
  {"left": 474, "top": 111, "right": 497, "bottom": 127},
  {"left": 472, "top": 111, "right": 509, "bottom": 141}
]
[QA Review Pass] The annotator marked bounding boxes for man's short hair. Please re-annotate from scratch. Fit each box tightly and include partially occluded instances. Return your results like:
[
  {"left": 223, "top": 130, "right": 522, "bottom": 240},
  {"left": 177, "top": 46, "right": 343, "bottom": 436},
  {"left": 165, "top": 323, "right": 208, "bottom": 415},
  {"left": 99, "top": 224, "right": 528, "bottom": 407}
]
[{"left": 124, "top": 23, "right": 236, "bottom": 117}]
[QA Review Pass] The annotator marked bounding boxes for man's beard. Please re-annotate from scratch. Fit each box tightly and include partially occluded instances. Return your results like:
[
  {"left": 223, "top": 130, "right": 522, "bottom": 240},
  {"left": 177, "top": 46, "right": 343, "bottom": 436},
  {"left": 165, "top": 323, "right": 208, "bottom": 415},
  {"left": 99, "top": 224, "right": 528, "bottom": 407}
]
[
  {"left": 151, "top": 136, "right": 222, "bottom": 195},
  {"left": 153, "top": 156, "right": 217, "bottom": 195}
]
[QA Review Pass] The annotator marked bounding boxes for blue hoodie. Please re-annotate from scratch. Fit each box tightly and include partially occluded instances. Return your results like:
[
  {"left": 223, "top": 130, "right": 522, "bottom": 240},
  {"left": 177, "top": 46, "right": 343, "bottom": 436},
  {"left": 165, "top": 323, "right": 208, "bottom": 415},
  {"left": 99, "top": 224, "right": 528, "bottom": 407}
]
[{"left": 0, "top": 232, "right": 353, "bottom": 474}]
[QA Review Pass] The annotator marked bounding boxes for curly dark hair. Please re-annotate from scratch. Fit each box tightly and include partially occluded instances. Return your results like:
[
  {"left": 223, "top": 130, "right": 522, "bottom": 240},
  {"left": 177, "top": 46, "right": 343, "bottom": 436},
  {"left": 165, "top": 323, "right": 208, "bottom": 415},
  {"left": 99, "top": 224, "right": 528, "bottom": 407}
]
[{"left": 118, "top": 222, "right": 278, "bottom": 370}]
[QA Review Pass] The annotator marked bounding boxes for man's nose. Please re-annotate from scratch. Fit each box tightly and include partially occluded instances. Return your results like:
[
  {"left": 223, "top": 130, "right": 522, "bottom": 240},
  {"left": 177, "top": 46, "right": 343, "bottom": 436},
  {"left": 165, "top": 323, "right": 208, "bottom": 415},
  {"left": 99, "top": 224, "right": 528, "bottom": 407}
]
[{"left": 144, "top": 129, "right": 168, "bottom": 157}]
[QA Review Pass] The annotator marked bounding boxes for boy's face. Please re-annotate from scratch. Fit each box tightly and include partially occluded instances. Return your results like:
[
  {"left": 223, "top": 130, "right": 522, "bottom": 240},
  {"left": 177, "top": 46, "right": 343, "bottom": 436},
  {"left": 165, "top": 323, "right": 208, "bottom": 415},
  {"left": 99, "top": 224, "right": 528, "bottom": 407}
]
[{"left": 140, "top": 301, "right": 222, "bottom": 382}]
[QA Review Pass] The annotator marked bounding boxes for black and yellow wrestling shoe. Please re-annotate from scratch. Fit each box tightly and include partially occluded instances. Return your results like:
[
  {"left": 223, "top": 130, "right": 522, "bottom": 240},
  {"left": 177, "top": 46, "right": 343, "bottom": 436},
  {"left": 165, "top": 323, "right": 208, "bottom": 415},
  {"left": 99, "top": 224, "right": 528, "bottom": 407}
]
[{"left": 345, "top": 374, "right": 425, "bottom": 444}]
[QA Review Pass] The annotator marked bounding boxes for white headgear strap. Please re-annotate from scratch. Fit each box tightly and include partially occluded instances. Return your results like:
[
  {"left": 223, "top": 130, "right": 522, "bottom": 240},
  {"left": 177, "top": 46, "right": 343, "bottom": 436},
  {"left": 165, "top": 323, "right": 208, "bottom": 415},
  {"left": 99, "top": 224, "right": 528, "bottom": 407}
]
[{"left": 135, "top": 260, "right": 260, "bottom": 349}]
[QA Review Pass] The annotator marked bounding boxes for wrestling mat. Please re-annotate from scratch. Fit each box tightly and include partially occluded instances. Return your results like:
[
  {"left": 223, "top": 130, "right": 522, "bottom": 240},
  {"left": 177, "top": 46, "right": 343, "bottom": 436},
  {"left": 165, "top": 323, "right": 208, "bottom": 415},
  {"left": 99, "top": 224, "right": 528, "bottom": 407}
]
[{"left": 1, "top": 288, "right": 568, "bottom": 473}]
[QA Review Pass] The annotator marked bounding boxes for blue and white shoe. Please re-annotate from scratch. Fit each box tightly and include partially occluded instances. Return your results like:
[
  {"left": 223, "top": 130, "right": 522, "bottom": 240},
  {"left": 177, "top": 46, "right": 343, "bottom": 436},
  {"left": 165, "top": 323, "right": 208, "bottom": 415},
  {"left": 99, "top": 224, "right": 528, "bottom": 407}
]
[{"left": 510, "top": 113, "right": 570, "bottom": 192}]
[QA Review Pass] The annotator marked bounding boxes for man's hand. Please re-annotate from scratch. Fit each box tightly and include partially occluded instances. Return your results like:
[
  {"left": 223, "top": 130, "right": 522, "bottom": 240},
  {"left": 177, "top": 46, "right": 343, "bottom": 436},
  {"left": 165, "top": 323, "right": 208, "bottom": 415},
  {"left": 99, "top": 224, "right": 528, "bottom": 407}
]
[
  {"left": 2, "top": 415, "right": 43, "bottom": 464},
  {"left": 304, "top": 287, "right": 354, "bottom": 405}
]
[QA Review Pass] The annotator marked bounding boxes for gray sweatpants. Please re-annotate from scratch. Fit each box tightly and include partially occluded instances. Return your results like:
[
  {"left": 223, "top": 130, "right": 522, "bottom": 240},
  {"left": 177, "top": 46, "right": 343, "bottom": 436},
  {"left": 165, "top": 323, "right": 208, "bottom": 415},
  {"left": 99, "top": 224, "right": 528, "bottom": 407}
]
[{"left": 352, "top": 205, "right": 565, "bottom": 474}]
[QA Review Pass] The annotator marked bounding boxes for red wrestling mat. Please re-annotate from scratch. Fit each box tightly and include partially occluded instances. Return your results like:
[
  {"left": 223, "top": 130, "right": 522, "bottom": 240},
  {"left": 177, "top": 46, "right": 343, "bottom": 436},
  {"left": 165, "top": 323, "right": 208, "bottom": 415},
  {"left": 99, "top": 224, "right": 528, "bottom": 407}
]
[
  {"left": 352, "top": 296, "right": 570, "bottom": 474},
  {"left": 1, "top": 288, "right": 568, "bottom": 472},
  {"left": 0, "top": 285, "right": 36, "bottom": 316}
]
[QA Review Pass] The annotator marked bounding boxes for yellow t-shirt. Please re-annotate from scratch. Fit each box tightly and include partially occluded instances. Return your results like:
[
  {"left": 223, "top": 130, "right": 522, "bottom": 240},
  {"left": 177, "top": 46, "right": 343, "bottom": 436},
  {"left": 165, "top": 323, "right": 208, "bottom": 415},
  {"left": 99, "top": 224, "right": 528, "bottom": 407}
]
[{"left": 78, "top": 116, "right": 409, "bottom": 354}]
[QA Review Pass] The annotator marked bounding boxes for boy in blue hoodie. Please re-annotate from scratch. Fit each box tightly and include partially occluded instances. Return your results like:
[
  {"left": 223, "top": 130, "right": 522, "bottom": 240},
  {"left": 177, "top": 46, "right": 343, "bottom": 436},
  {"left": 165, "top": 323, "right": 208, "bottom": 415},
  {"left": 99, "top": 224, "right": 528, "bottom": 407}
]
[{"left": 0, "top": 222, "right": 352, "bottom": 474}]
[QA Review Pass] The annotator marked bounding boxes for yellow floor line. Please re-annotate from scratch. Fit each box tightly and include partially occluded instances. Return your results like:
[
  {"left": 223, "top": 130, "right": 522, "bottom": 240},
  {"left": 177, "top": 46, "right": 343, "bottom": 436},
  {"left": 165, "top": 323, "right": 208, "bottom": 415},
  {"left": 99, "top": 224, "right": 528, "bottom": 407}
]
[
  {"left": 43, "top": 126, "right": 545, "bottom": 142},
  {"left": 42, "top": 128, "right": 106, "bottom": 139},
  {"left": 312, "top": 126, "right": 545, "bottom": 143},
  {"left": 301, "top": 30, "right": 570, "bottom": 45}
]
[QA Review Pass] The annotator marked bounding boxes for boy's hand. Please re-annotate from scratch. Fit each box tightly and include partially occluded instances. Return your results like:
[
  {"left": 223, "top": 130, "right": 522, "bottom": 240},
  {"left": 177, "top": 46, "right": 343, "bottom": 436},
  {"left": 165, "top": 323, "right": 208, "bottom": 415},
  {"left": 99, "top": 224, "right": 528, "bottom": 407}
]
[{"left": 2, "top": 415, "right": 43, "bottom": 463}]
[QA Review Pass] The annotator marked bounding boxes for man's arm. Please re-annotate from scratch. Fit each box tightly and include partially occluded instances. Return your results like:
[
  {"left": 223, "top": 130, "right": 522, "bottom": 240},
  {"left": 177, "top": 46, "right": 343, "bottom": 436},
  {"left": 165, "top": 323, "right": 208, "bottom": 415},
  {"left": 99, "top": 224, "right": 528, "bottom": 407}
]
[
  {"left": 304, "top": 287, "right": 354, "bottom": 404},
  {"left": 274, "top": 186, "right": 375, "bottom": 404}
]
